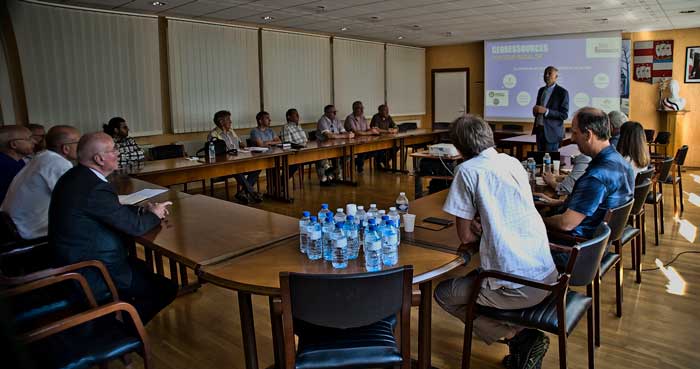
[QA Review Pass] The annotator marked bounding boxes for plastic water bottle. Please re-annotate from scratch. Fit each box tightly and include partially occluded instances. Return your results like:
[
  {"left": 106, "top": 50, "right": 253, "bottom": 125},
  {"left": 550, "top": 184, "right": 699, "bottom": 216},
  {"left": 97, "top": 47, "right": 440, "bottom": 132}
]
[
  {"left": 322, "top": 215, "right": 335, "bottom": 261},
  {"left": 318, "top": 203, "right": 331, "bottom": 223},
  {"left": 306, "top": 216, "right": 323, "bottom": 260},
  {"left": 331, "top": 223, "right": 348, "bottom": 268},
  {"left": 367, "top": 204, "right": 379, "bottom": 222},
  {"left": 388, "top": 207, "right": 401, "bottom": 245},
  {"left": 382, "top": 220, "right": 399, "bottom": 266},
  {"left": 355, "top": 205, "right": 367, "bottom": 248},
  {"left": 543, "top": 153, "right": 552, "bottom": 175},
  {"left": 527, "top": 157, "right": 537, "bottom": 187},
  {"left": 364, "top": 223, "right": 382, "bottom": 272},
  {"left": 299, "top": 211, "right": 311, "bottom": 253},
  {"left": 396, "top": 192, "right": 409, "bottom": 214},
  {"left": 377, "top": 210, "right": 386, "bottom": 223},
  {"left": 334, "top": 208, "right": 346, "bottom": 224},
  {"left": 344, "top": 216, "right": 360, "bottom": 259},
  {"left": 208, "top": 139, "right": 216, "bottom": 162}
]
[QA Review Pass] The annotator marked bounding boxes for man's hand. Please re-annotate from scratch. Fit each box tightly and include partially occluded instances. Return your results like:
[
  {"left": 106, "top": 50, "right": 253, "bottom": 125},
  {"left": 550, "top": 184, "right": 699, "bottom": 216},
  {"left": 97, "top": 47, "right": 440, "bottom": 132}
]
[
  {"left": 388, "top": 128, "right": 398, "bottom": 134},
  {"left": 146, "top": 201, "right": 172, "bottom": 219},
  {"left": 347, "top": 132, "right": 355, "bottom": 139},
  {"left": 470, "top": 215, "right": 483, "bottom": 237},
  {"left": 542, "top": 171, "right": 557, "bottom": 187},
  {"left": 533, "top": 105, "right": 547, "bottom": 114},
  {"left": 370, "top": 127, "right": 381, "bottom": 135}
]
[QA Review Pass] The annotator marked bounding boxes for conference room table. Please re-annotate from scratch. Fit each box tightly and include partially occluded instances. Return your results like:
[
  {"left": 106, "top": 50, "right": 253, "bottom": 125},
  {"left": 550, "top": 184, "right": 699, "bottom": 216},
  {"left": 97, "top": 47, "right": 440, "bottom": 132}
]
[
  {"left": 499, "top": 132, "right": 572, "bottom": 160},
  {"left": 125, "top": 129, "right": 445, "bottom": 202},
  {"left": 199, "top": 236, "right": 467, "bottom": 369}
]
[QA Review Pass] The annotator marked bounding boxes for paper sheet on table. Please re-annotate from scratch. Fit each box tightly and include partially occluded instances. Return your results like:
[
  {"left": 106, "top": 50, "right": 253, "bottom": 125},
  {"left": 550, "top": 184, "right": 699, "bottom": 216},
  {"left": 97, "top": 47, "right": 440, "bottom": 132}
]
[
  {"left": 247, "top": 147, "right": 269, "bottom": 153},
  {"left": 118, "top": 189, "right": 168, "bottom": 205}
]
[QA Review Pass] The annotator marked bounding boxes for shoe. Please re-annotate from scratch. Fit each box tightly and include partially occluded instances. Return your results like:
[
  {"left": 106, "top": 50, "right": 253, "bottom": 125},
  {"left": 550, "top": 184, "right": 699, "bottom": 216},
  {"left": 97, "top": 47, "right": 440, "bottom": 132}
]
[
  {"left": 234, "top": 192, "right": 250, "bottom": 205},
  {"left": 508, "top": 329, "right": 549, "bottom": 369},
  {"left": 250, "top": 192, "right": 263, "bottom": 203},
  {"left": 378, "top": 161, "right": 386, "bottom": 169}
]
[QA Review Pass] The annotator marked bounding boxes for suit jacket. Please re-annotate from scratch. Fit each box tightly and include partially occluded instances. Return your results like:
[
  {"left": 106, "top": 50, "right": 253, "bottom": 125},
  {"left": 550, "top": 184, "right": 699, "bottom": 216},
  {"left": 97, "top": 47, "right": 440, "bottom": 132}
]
[
  {"left": 49, "top": 165, "right": 160, "bottom": 296},
  {"left": 532, "top": 84, "right": 569, "bottom": 143}
]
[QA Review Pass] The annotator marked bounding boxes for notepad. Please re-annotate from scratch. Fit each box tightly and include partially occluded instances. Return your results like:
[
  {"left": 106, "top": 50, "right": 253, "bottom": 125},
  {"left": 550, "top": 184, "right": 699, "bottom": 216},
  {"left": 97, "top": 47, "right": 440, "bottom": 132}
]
[
  {"left": 118, "top": 189, "right": 168, "bottom": 205},
  {"left": 247, "top": 147, "right": 270, "bottom": 153}
]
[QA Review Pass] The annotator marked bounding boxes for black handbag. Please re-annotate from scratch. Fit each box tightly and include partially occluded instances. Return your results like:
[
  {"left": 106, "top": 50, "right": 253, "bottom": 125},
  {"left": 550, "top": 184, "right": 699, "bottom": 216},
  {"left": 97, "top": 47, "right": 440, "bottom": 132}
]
[{"left": 196, "top": 139, "right": 230, "bottom": 156}]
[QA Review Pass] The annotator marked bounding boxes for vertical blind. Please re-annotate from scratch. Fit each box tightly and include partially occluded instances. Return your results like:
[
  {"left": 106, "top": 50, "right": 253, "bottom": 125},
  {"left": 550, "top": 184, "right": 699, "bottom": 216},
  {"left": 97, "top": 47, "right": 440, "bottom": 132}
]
[
  {"left": 168, "top": 20, "right": 260, "bottom": 132},
  {"left": 261, "top": 30, "right": 331, "bottom": 125},
  {"left": 10, "top": 1, "right": 163, "bottom": 135},
  {"left": 333, "top": 38, "right": 385, "bottom": 119},
  {"left": 386, "top": 44, "right": 426, "bottom": 116},
  {"left": 0, "top": 36, "right": 15, "bottom": 125}
]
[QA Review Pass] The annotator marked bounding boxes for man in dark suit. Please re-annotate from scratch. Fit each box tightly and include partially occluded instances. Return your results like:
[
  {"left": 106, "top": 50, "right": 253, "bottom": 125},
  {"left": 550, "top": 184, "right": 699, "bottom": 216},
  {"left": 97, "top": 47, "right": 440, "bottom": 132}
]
[
  {"left": 532, "top": 66, "right": 569, "bottom": 152},
  {"left": 49, "top": 132, "right": 176, "bottom": 324}
]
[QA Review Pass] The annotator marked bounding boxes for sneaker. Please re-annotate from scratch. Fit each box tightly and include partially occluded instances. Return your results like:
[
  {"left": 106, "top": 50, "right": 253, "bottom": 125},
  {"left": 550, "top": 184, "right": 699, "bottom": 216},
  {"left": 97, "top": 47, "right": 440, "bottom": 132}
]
[
  {"left": 234, "top": 192, "right": 250, "bottom": 205},
  {"left": 508, "top": 329, "right": 549, "bottom": 369}
]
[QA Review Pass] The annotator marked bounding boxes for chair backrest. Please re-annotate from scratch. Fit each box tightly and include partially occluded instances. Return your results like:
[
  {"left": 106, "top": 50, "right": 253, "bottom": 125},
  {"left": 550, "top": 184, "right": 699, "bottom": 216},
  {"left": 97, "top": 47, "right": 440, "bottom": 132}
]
[
  {"left": 631, "top": 179, "right": 652, "bottom": 216},
  {"left": 644, "top": 129, "right": 656, "bottom": 143},
  {"left": 433, "top": 122, "right": 450, "bottom": 130},
  {"left": 280, "top": 266, "right": 413, "bottom": 329},
  {"left": 525, "top": 151, "right": 561, "bottom": 164},
  {"left": 308, "top": 130, "right": 317, "bottom": 141},
  {"left": 654, "top": 131, "right": 671, "bottom": 144},
  {"left": 0, "top": 211, "right": 21, "bottom": 245},
  {"left": 398, "top": 122, "right": 418, "bottom": 132},
  {"left": 603, "top": 199, "right": 635, "bottom": 243},
  {"left": 569, "top": 223, "right": 611, "bottom": 286},
  {"left": 149, "top": 144, "right": 184, "bottom": 160},
  {"left": 674, "top": 145, "right": 689, "bottom": 166},
  {"left": 502, "top": 124, "right": 524, "bottom": 132},
  {"left": 635, "top": 166, "right": 655, "bottom": 185},
  {"left": 656, "top": 157, "right": 674, "bottom": 181}
]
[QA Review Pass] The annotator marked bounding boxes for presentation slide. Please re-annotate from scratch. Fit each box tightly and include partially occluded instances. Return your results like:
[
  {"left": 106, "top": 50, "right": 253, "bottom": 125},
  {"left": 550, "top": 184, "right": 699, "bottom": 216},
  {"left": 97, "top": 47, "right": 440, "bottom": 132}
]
[{"left": 484, "top": 32, "right": 621, "bottom": 122}]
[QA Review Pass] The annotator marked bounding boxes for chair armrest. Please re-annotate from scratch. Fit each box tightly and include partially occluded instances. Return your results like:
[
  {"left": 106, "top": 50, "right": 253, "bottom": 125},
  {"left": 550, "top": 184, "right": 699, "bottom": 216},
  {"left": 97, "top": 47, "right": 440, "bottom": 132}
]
[
  {"left": 547, "top": 229, "right": 587, "bottom": 245},
  {"left": 549, "top": 242, "right": 573, "bottom": 253},
  {"left": 0, "top": 238, "right": 48, "bottom": 257},
  {"left": 19, "top": 301, "right": 148, "bottom": 349},
  {"left": 474, "top": 270, "right": 562, "bottom": 292},
  {"left": 1, "top": 260, "right": 119, "bottom": 302},
  {"left": 0, "top": 272, "right": 98, "bottom": 308}
]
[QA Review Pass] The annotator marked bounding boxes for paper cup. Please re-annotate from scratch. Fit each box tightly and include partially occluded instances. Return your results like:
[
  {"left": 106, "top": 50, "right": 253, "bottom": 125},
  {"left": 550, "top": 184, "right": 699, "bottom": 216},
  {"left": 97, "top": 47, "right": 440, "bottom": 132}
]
[
  {"left": 403, "top": 214, "right": 416, "bottom": 233},
  {"left": 346, "top": 203, "right": 357, "bottom": 216},
  {"left": 553, "top": 160, "right": 561, "bottom": 175}
]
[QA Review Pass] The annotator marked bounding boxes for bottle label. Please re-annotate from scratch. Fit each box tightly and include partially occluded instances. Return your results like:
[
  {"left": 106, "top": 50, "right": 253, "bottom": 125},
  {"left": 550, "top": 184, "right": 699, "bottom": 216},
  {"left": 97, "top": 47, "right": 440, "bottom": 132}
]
[
  {"left": 348, "top": 230, "right": 358, "bottom": 238},
  {"left": 368, "top": 241, "right": 382, "bottom": 251},
  {"left": 384, "top": 235, "right": 398, "bottom": 244},
  {"left": 310, "top": 231, "right": 321, "bottom": 240},
  {"left": 397, "top": 204, "right": 409, "bottom": 212},
  {"left": 334, "top": 238, "right": 347, "bottom": 248}
]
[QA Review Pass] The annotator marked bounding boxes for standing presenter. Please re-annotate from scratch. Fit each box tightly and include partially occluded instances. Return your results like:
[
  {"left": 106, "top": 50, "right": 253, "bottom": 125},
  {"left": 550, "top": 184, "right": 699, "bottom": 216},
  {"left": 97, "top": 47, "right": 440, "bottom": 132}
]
[{"left": 532, "top": 66, "right": 569, "bottom": 151}]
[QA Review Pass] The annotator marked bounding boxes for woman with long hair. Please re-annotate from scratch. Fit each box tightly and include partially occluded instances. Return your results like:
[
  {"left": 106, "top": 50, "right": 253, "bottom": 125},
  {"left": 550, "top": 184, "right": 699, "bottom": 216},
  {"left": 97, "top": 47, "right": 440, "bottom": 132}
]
[{"left": 617, "top": 121, "right": 650, "bottom": 174}]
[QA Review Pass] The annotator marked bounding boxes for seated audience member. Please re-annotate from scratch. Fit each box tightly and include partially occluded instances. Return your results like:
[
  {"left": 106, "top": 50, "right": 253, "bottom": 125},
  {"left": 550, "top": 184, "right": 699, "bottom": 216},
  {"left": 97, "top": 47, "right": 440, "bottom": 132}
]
[
  {"left": 208, "top": 110, "right": 262, "bottom": 204},
  {"left": 1, "top": 126, "right": 80, "bottom": 239},
  {"left": 344, "top": 101, "right": 379, "bottom": 173},
  {"left": 538, "top": 107, "right": 634, "bottom": 238},
  {"left": 28, "top": 123, "right": 46, "bottom": 153},
  {"left": 280, "top": 108, "right": 308, "bottom": 178},
  {"left": 617, "top": 121, "right": 651, "bottom": 175},
  {"left": 103, "top": 116, "right": 145, "bottom": 168},
  {"left": 542, "top": 153, "right": 592, "bottom": 196},
  {"left": 250, "top": 111, "right": 281, "bottom": 147},
  {"left": 370, "top": 104, "right": 399, "bottom": 167},
  {"left": 608, "top": 110, "right": 628, "bottom": 148},
  {"left": 434, "top": 115, "right": 556, "bottom": 369},
  {"left": 49, "top": 132, "right": 176, "bottom": 324},
  {"left": 0, "top": 126, "right": 34, "bottom": 204},
  {"left": 316, "top": 104, "right": 354, "bottom": 186}
]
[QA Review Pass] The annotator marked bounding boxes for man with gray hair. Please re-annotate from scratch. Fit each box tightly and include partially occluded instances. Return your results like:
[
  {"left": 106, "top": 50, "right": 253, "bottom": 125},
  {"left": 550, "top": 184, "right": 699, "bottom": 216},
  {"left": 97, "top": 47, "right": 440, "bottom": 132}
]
[
  {"left": 0, "top": 125, "right": 34, "bottom": 204},
  {"left": 607, "top": 110, "right": 628, "bottom": 148},
  {"left": 434, "top": 114, "right": 557, "bottom": 369},
  {"left": 49, "top": 132, "right": 176, "bottom": 324},
  {"left": 2, "top": 125, "right": 80, "bottom": 239}
]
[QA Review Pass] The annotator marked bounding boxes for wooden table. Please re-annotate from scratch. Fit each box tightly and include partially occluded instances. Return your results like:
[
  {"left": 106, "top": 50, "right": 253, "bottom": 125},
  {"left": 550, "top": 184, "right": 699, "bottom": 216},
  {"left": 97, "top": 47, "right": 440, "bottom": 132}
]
[
  {"left": 402, "top": 190, "right": 460, "bottom": 253},
  {"left": 409, "top": 151, "right": 462, "bottom": 199},
  {"left": 199, "top": 237, "right": 466, "bottom": 369},
  {"left": 499, "top": 133, "right": 572, "bottom": 160}
]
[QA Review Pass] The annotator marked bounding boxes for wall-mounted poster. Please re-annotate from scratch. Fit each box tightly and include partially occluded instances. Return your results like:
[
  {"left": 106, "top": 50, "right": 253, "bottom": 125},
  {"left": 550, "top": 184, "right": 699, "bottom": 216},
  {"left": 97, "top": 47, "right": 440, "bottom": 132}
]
[
  {"left": 686, "top": 46, "right": 700, "bottom": 83},
  {"left": 634, "top": 39, "right": 673, "bottom": 84},
  {"left": 620, "top": 39, "right": 631, "bottom": 113}
]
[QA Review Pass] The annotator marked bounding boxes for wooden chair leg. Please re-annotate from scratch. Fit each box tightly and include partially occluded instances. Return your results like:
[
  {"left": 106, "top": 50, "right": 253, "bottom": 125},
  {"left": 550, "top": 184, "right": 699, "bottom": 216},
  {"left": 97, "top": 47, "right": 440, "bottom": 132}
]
[
  {"left": 659, "top": 196, "right": 665, "bottom": 235},
  {"left": 587, "top": 303, "right": 595, "bottom": 369},
  {"left": 641, "top": 211, "right": 647, "bottom": 254},
  {"left": 615, "top": 259, "right": 623, "bottom": 318},
  {"left": 200, "top": 179, "right": 206, "bottom": 194},
  {"left": 679, "top": 174, "right": 684, "bottom": 215},
  {"left": 224, "top": 178, "right": 230, "bottom": 201},
  {"left": 183, "top": 182, "right": 188, "bottom": 193},
  {"left": 461, "top": 318, "right": 474, "bottom": 369},
  {"left": 594, "top": 271, "right": 601, "bottom": 347},
  {"left": 671, "top": 181, "right": 678, "bottom": 218},
  {"left": 210, "top": 179, "right": 215, "bottom": 197},
  {"left": 558, "top": 329, "right": 567, "bottom": 369},
  {"left": 652, "top": 201, "right": 659, "bottom": 245}
]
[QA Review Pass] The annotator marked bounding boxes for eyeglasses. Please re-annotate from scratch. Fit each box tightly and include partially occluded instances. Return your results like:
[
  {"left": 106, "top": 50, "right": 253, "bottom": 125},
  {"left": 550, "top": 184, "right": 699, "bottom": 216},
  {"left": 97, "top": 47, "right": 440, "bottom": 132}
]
[
  {"left": 99, "top": 148, "right": 119, "bottom": 155},
  {"left": 62, "top": 141, "right": 80, "bottom": 146},
  {"left": 9, "top": 138, "right": 32, "bottom": 144}
]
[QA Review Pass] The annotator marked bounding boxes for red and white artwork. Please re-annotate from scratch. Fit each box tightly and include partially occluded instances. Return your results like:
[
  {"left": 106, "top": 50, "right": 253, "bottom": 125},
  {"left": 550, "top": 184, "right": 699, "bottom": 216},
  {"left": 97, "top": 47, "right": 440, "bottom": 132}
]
[{"left": 634, "top": 40, "right": 674, "bottom": 84}]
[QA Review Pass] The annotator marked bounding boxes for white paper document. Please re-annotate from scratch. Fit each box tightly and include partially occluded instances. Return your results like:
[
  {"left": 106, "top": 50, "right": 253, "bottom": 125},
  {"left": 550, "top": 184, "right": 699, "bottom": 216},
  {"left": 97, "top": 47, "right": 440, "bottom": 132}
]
[{"left": 118, "top": 189, "right": 168, "bottom": 205}]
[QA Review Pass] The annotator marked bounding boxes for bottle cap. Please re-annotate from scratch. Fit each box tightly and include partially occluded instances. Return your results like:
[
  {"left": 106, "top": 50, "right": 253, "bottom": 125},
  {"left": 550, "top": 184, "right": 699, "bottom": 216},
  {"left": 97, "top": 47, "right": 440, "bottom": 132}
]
[
  {"left": 335, "top": 222, "right": 343, "bottom": 228},
  {"left": 302, "top": 211, "right": 310, "bottom": 217},
  {"left": 357, "top": 205, "right": 364, "bottom": 210},
  {"left": 310, "top": 216, "right": 317, "bottom": 222},
  {"left": 321, "top": 204, "right": 328, "bottom": 209},
  {"left": 399, "top": 192, "right": 405, "bottom": 196},
  {"left": 378, "top": 210, "right": 386, "bottom": 214},
  {"left": 347, "top": 215, "right": 355, "bottom": 221},
  {"left": 389, "top": 207, "right": 396, "bottom": 211},
  {"left": 337, "top": 208, "right": 343, "bottom": 213},
  {"left": 382, "top": 215, "right": 390, "bottom": 220},
  {"left": 325, "top": 215, "right": 333, "bottom": 222},
  {"left": 368, "top": 218, "right": 376, "bottom": 225},
  {"left": 370, "top": 203, "right": 376, "bottom": 208}
]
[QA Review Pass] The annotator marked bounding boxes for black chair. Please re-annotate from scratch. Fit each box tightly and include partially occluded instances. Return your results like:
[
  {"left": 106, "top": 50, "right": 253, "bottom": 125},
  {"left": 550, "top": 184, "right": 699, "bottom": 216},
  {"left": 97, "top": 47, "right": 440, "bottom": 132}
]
[
  {"left": 149, "top": 144, "right": 206, "bottom": 194},
  {"left": 0, "top": 211, "right": 51, "bottom": 277},
  {"left": 662, "top": 145, "right": 688, "bottom": 217},
  {"left": 649, "top": 131, "right": 670, "bottom": 158},
  {"left": 525, "top": 151, "right": 561, "bottom": 165},
  {"left": 398, "top": 122, "right": 417, "bottom": 133},
  {"left": 644, "top": 129, "right": 656, "bottom": 143},
  {"left": 280, "top": 266, "right": 413, "bottom": 369},
  {"left": 502, "top": 124, "right": 524, "bottom": 132},
  {"left": 432, "top": 122, "right": 450, "bottom": 130},
  {"left": 646, "top": 157, "right": 674, "bottom": 246},
  {"left": 620, "top": 179, "right": 652, "bottom": 284},
  {"left": 1, "top": 268, "right": 151, "bottom": 369},
  {"left": 462, "top": 224, "right": 611, "bottom": 369},
  {"left": 634, "top": 167, "right": 655, "bottom": 255}
]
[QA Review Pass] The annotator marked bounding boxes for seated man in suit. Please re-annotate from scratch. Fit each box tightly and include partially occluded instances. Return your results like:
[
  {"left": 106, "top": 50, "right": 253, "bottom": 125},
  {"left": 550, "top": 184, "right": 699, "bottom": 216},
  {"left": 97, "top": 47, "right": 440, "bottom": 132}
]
[
  {"left": 537, "top": 107, "right": 634, "bottom": 239},
  {"left": 2, "top": 125, "right": 80, "bottom": 240},
  {"left": 0, "top": 125, "right": 34, "bottom": 205},
  {"left": 316, "top": 104, "right": 354, "bottom": 186},
  {"left": 49, "top": 132, "right": 177, "bottom": 324}
]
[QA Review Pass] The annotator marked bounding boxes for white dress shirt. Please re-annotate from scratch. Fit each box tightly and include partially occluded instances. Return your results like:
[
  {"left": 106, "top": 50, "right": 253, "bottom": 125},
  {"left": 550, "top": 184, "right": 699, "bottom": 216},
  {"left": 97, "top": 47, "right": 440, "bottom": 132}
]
[
  {"left": 1, "top": 150, "right": 73, "bottom": 239},
  {"left": 443, "top": 147, "right": 556, "bottom": 290}
]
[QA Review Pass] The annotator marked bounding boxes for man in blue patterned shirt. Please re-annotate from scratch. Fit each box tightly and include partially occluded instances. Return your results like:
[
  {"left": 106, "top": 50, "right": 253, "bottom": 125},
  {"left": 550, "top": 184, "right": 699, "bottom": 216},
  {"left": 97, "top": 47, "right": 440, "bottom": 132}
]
[{"left": 537, "top": 107, "right": 634, "bottom": 238}]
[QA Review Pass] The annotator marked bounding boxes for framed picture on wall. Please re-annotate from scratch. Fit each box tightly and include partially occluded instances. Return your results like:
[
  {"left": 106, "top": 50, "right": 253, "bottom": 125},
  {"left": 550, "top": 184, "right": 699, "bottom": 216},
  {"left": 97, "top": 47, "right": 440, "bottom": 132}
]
[{"left": 685, "top": 46, "right": 700, "bottom": 83}]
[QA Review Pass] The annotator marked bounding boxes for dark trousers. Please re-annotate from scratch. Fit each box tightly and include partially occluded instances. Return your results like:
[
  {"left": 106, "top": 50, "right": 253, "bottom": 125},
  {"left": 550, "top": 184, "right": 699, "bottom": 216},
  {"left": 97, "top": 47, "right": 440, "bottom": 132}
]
[
  {"left": 234, "top": 171, "right": 260, "bottom": 194},
  {"left": 535, "top": 127, "right": 560, "bottom": 152},
  {"left": 119, "top": 259, "right": 177, "bottom": 324}
]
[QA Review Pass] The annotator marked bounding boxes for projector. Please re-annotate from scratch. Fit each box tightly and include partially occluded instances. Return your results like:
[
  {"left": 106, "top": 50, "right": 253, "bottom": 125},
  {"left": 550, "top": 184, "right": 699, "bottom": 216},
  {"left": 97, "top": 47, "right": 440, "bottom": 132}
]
[{"left": 428, "top": 143, "right": 459, "bottom": 157}]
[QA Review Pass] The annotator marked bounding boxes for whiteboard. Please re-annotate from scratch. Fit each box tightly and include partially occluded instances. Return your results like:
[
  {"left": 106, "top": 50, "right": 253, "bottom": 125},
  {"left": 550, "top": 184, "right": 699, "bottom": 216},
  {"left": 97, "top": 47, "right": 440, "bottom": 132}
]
[{"left": 434, "top": 71, "right": 468, "bottom": 124}]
